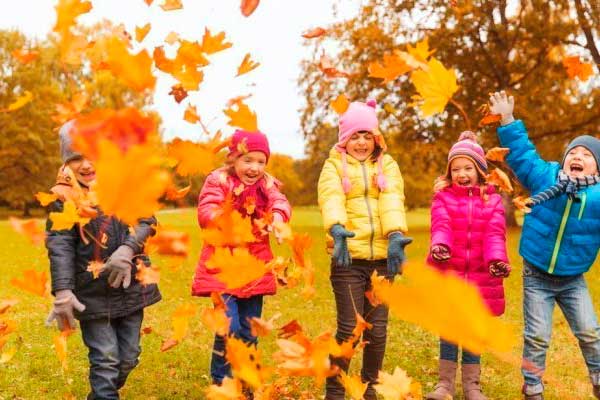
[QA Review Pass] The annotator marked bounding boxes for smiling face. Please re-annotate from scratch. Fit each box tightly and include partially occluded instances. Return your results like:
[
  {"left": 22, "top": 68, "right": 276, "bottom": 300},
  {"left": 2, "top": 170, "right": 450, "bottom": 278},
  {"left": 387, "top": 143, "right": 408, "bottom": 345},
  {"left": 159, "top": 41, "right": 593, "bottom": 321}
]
[
  {"left": 233, "top": 151, "right": 267, "bottom": 185},
  {"left": 67, "top": 156, "right": 96, "bottom": 186},
  {"left": 563, "top": 145, "right": 598, "bottom": 178},
  {"left": 345, "top": 131, "right": 376, "bottom": 162},
  {"left": 450, "top": 157, "right": 479, "bottom": 187}
]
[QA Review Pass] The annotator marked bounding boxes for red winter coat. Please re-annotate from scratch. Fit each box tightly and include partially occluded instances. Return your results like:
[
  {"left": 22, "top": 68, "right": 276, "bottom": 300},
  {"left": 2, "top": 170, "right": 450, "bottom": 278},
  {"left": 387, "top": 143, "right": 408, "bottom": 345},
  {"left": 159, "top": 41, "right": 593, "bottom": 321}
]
[
  {"left": 427, "top": 184, "right": 508, "bottom": 316},
  {"left": 191, "top": 168, "right": 291, "bottom": 298}
]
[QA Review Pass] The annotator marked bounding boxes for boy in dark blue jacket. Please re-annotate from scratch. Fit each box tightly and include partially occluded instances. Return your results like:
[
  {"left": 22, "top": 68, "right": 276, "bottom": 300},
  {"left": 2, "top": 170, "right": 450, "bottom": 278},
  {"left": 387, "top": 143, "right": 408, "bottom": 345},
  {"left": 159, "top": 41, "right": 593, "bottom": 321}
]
[{"left": 491, "top": 91, "right": 600, "bottom": 400}]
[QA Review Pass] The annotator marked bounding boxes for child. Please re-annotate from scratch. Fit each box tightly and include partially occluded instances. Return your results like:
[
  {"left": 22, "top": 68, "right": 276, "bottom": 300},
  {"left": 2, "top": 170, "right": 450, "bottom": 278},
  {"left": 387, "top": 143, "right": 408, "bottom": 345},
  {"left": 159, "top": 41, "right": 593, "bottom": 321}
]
[
  {"left": 490, "top": 91, "right": 600, "bottom": 400},
  {"left": 426, "top": 131, "right": 510, "bottom": 400},
  {"left": 45, "top": 120, "right": 161, "bottom": 400},
  {"left": 317, "top": 99, "right": 411, "bottom": 400},
  {"left": 191, "top": 129, "right": 291, "bottom": 385}
]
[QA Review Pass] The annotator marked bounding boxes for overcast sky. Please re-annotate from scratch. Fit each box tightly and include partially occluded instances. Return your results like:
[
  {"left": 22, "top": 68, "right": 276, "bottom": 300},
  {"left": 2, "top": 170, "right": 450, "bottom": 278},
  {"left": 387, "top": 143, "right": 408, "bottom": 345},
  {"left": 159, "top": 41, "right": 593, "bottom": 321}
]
[{"left": 0, "top": 0, "right": 363, "bottom": 158}]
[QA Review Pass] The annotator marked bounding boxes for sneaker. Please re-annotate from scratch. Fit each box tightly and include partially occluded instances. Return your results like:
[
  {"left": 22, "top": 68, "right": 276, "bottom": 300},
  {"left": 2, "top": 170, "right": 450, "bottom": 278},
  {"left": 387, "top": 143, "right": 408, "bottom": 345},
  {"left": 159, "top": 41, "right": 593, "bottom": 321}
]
[
  {"left": 594, "top": 384, "right": 600, "bottom": 399},
  {"left": 523, "top": 393, "right": 543, "bottom": 400}
]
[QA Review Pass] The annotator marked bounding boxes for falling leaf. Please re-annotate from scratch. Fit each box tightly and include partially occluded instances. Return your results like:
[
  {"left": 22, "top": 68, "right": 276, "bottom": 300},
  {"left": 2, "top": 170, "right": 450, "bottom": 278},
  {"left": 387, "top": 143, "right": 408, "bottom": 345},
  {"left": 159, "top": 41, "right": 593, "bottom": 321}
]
[
  {"left": 94, "top": 140, "right": 170, "bottom": 226},
  {"left": 1, "top": 91, "right": 33, "bottom": 113},
  {"left": 240, "top": 0, "right": 260, "bottom": 17},
  {"left": 0, "top": 347, "right": 17, "bottom": 364},
  {"left": 201, "top": 28, "right": 233, "bottom": 55},
  {"left": 370, "top": 266, "right": 515, "bottom": 355},
  {"left": 135, "top": 263, "right": 160, "bottom": 286},
  {"left": 53, "top": 92, "right": 89, "bottom": 124},
  {"left": 200, "top": 201, "right": 258, "bottom": 247},
  {"left": 135, "top": 23, "right": 151, "bottom": 42},
  {"left": 368, "top": 52, "right": 412, "bottom": 84},
  {"left": 338, "top": 371, "right": 368, "bottom": 400},
  {"left": 485, "top": 147, "right": 510, "bottom": 163},
  {"left": 330, "top": 94, "right": 349, "bottom": 114},
  {"left": 141, "top": 326, "right": 153, "bottom": 335},
  {"left": 396, "top": 50, "right": 429, "bottom": 70},
  {"left": 205, "top": 376, "right": 244, "bottom": 400},
  {"left": 59, "top": 32, "right": 88, "bottom": 66},
  {"left": 406, "top": 36, "right": 436, "bottom": 63},
  {"left": 161, "top": 303, "right": 198, "bottom": 351},
  {"left": 49, "top": 200, "right": 90, "bottom": 230},
  {"left": 250, "top": 313, "right": 281, "bottom": 338},
  {"left": 165, "top": 184, "right": 191, "bottom": 200},
  {"left": 9, "top": 217, "right": 45, "bottom": 245},
  {"left": 200, "top": 293, "right": 230, "bottom": 336},
  {"left": 383, "top": 103, "right": 397, "bottom": 115},
  {"left": 206, "top": 247, "right": 270, "bottom": 290},
  {"left": 167, "top": 137, "right": 221, "bottom": 176},
  {"left": 86, "top": 261, "right": 104, "bottom": 279},
  {"left": 0, "top": 299, "right": 19, "bottom": 315},
  {"left": 145, "top": 0, "right": 153, "bottom": 5},
  {"left": 183, "top": 104, "right": 201, "bottom": 124},
  {"left": 164, "top": 31, "right": 180, "bottom": 45},
  {"left": 160, "top": 0, "right": 182, "bottom": 11},
  {"left": 53, "top": 0, "right": 93, "bottom": 34},
  {"left": 10, "top": 270, "right": 48, "bottom": 297},
  {"left": 410, "top": 57, "right": 459, "bottom": 117},
  {"left": 278, "top": 320, "right": 303, "bottom": 339},
  {"left": 236, "top": 53, "right": 260, "bottom": 77},
  {"left": 302, "top": 27, "right": 327, "bottom": 39},
  {"left": 11, "top": 49, "right": 39, "bottom": 64},
  {"left": 169, "top": 84, "right": 188, "bottom": 103},
  {"left": 223, "top": 100, "right": 258, "bottom": 131},
  {"left": 104, "top": 36, "right": 156, "bottom": 92},
  {"left": 373, "top": 367, "right": 421, "bottom": 400},
  {"left": 242, "top": 196, "right": 256, "bottom": 215},
  {"left": 146, "top": 229, "right": 190, "bottom": 257},
  {"left": 562, "top": 56, "right": 594, "bottom": 81},
  {"left": 35, "top": 192, "right": 59, "bottom": 207},
  {"left": 227, "top": 94, "right": 253, "bottom": 107},
  {"left": 53, "top": 328, "right": 74, "bottom": 370},
  {"left": 478, "top": 103, "right": 501, "bottom": 127},
  {"left": 513, "top": 196, "right": 533, "bottom": 214},
  {"left": 319, "top": 54, "right": 350, "bottom": 78},
  {"left": 486, "top": 168, "right": 513, "bottom": 193},
  {"left": 226, "top": 336, "right": 270, "bottom": 388}
]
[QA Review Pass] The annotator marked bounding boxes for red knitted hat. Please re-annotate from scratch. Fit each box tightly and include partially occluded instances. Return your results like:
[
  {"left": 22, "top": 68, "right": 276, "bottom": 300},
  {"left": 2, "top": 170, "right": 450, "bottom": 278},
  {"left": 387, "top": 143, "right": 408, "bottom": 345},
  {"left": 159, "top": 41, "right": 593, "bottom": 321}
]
[{"left": 228, "top": 129, "right": 271, "bottom": 161}]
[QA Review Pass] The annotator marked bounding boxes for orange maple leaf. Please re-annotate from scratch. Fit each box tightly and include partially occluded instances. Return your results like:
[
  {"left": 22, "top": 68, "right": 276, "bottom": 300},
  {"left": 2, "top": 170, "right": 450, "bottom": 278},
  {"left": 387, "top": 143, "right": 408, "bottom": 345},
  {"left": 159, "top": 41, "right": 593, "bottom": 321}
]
[
  {"left": 53, "top": 0, "right": 92, "bottom": 34},
  {"left": 11, "top": 49, "right": 39, "bottom": 64},
  {"left": 9, "top": 217, "right": 45, "bottom": 245},
  {"left": 200, "top": 293, "right": 230, "bottom": 336},
  {"left": 0, "top": 299, "right": 19, "bottom": 315},
  {"left": 53, "top": 328, "right": 75, "bottom": 370},
  {"left": 53, "top": 92, "right": 89, "bottom": 124},
  {"left": 330, "top": 94, "right": 350, "bottom": 115},
  {"left": 226, "top": 336, "right": 270, "bottom": 388},
  {"left": 486, "top": 168, "right": 513, "bottom": 193},
  {"left": 227, "top": 94, "right": 253, "bottom": 107},
  {"left": 161, "top": 303, "right": 198, "bottom": 351},
  {"left": 206, "top": 247, "right": 270, "bottom": 290},
  {"left": 165, "top": 184, "right": 192, "bottom": 201},
  {"left": 86, "top": 261, "right": 104, "bottom": 279},
  {"left": 167, "top": 137, "right": 221, "bottom": 176},
  {"left": 183, "top": 104, "right": 201, "bottom": 124},
  {"left": 513, "top": 196, "right": 533, "bottom": 214},
  {"left": 135, "top": 23, "right": 151, "bottom": 42},
  {"left": 477, "top": 103, "right": 502, "bottom": 127},
  {"left": 169, "top": 84, "right": 188, "bottom": 103},
  {"left": 302, "top": 27, "right": 327, "bottom": 39},
  {"left": 160, "top": 0, "right": 182, "bottom": 11},
  {"left": 368, "top": 52, "right": 412, "bottom": 84},
  {"left": 278, "top": 320, "right": 303, "bottom": 339},
  {"left": 236, "top": 53, "right": 260, "bottom": 77},
  {"left": 339, "top": 371, "right": 368, "bottom": 400},
  {"left": 319, "top": 54, "right": 350, "bottom": 78},
  {"left": 201, "top": 28, "right": 233, "bottom": 55},
  {"left": 135, "top": 262, "right": 160, "bottom": 286},
  {"left": 10, "top": 270, "right": 48, "bottom": 297},
  {"left": 562, "top": 56, "right": 594, "bottom": 81},
  {"left": 164, "top": 31, "right": 179, "bottom": 45},
  {"left": 223, "top": 100, "right": 258, "bottom": 131},
  {"left": 240, "top": 0, "right": 260, "bottom": 17},
  {"left": 145, "top": 0, "right": 153, "bottom": 5},
  {"left": 105, "top": 37, "right": 156, "bottom": 92},
  {"left": 200, "top": 201, "right": 258, "bottom": 247},
  {"left": 146, "top": 228, "right": 190, "bottom": 257},
  {"left": 250, "top": 313, "right": 281, "bottom": 338},
  {"left": 485, "top": 147, "right": 510, "bottom": 163}
]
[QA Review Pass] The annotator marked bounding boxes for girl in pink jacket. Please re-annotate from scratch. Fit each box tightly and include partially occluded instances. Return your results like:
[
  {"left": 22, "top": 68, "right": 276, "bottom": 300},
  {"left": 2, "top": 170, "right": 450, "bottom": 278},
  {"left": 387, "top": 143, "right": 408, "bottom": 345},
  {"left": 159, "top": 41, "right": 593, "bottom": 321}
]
[
  {"left": 191, "top": 129, "right": 291, "bottom": 386},
  {"left": 426, "top": 131, "right": 510, "bottom": 400}
]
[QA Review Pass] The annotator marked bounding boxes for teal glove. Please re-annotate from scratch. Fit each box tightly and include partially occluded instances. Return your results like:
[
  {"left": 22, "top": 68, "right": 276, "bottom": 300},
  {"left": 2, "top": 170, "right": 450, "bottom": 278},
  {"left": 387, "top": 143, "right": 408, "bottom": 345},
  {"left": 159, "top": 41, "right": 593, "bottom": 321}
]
[
  {"left": 330, "top": 224, "right": 355, "bottom": 268},
  {"left": 387, "top": 232, "right": 413, "bottom": 275}
]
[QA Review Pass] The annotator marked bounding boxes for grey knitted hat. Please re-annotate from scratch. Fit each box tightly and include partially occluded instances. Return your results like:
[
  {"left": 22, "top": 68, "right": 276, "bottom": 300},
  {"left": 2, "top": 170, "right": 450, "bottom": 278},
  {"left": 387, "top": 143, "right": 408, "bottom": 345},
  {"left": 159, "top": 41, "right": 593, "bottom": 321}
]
[{"left": 59, "top": 120, "right": 82, "bottom": 163}]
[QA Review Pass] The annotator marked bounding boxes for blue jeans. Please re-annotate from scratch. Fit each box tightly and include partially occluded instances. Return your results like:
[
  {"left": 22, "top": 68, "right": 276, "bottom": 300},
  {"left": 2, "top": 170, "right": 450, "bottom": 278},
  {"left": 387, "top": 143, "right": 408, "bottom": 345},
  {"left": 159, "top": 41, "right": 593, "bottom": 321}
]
[
  {"left": 80, "top": 310, "right": 144, "bottom": 400},
  {"left": 440, "top": 339, "right": 480, "bottom": 364},
  {"left": 522, "top": 261, "right": 600, "bottom": 395},
  {"left": 210, "top": 294, "right": 263, "bottom": 384}
]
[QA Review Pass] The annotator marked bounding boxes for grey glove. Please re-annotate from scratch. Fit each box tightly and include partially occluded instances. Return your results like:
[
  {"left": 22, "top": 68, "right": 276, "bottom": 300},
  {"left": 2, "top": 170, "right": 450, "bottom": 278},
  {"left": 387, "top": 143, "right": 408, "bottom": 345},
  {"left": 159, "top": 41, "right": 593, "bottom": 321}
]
[
  {"left": 104, "top": 245, "right": 135, "bottom": 288},
  {"left": 330, "top": 224, "right": 355, "bottom": 268},
  {"left": 45, "top": 289, "right": 86, "bottom": 331},
  {"left": 489, "top": 90, "right": 515, "bottom": 125},
  {"left": 387, "top": 232, "right": 413, "bottom": 275}
]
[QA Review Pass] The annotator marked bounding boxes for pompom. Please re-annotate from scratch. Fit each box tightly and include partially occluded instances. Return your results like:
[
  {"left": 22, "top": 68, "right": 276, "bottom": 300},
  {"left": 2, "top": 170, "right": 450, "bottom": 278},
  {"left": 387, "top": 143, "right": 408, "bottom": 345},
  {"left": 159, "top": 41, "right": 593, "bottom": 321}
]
[
  {"left": 366, "top": 99, "right": 377, "bottom": 109},
  {"left": 458, "top": 130, "right": 478, "bottom": 142}
]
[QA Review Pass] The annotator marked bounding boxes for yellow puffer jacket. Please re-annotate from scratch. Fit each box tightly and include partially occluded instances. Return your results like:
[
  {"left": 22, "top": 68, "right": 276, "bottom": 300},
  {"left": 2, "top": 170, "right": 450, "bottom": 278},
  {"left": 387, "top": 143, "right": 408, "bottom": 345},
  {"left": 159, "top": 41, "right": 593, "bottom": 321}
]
[{"left": 318, "top": 148, "right": 408, "bottom": 260}]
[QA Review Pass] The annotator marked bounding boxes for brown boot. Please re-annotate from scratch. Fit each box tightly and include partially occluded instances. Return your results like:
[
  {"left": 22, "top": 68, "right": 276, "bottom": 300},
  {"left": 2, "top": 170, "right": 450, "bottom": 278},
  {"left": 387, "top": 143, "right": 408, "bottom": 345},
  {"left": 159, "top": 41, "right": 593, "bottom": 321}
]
[
  {"left": 426, "top": 360, "right": 457, "bottom": 400},
  {"left": 462, "top": 364, "right": 487, "bottom": 400}
]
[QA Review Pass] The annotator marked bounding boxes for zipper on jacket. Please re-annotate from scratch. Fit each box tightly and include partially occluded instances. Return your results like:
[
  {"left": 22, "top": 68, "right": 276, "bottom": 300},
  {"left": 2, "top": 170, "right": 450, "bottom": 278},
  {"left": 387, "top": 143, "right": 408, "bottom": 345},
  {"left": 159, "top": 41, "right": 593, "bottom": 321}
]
[
  {"left": 548, "top": 197, "right": 573, "bottom": 274},
  {"left": 466, "top": 188, "right": 473, "bottom": 278},
  {"left": 361, "top": 162, "right": 375, "bottom": 260},
  {"left": 578, "top": 192, "right": 587, "bottom": 220}
]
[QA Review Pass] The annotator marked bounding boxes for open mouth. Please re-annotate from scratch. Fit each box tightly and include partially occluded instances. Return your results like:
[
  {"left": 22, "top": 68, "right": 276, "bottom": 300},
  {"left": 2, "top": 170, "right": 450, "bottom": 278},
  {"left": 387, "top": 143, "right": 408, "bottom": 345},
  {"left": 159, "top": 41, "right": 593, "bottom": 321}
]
[
  {"left": 457, "top": 180, "right": 471, "bottom": 186},
  {"left": 570, "top": 164, "right": 584, "bottom": 173},
  {"left": 80, "top": 171, "right": 96, "bottom": 180}
]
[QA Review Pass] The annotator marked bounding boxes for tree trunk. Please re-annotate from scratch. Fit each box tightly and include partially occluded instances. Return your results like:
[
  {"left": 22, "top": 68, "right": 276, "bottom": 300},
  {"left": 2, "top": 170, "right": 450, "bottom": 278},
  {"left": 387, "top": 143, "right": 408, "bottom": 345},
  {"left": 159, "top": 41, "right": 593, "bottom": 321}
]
[{"left": 22, "top": 202, "right": 31, "bottom": 218}]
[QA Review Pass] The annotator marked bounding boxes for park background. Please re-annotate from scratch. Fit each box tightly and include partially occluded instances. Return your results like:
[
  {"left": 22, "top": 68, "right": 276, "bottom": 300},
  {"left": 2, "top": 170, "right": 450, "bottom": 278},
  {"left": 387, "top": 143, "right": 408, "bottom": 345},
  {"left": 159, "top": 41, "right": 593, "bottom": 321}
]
[{"left": 1, "top": 0, "right": 600, "bottom": 399}]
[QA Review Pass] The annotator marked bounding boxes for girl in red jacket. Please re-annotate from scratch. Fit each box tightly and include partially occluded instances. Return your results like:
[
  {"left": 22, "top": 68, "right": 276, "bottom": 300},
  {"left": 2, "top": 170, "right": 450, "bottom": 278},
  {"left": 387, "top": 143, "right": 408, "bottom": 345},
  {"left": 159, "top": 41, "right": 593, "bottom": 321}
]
[
  {"left": 426, "top": 131, "right": 510, "bottom": 400},
  {"left": 191, "top": 129, "right": 291, "bottom": 385}
]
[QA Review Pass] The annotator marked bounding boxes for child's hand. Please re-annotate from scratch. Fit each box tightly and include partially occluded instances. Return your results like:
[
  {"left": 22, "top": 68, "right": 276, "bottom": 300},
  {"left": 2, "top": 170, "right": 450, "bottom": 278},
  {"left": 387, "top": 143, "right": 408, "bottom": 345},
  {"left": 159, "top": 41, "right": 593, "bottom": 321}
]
[
  {"left": 272, "top": 213, "right": 286, "bottom": 245},
  {"left": 433, "top": 176, "right": 449, "bottom": 192},
  {"left": 489, "top": 91, "right": 515, "bottom": 126},
  {"left": 330, "top": 224, "right": 355, "bottom": 268},
  {"left": 489, "top": 260, "right": 511, "bottom": 278},
  {"left": 430, "top": 244, "right": 451, "bottom": 262},
  {"left": 104, "top": 245, "right": 135, "bottom": 288},
  {"left": 45, "top": 289, "right": 86, "bottom": 331}
]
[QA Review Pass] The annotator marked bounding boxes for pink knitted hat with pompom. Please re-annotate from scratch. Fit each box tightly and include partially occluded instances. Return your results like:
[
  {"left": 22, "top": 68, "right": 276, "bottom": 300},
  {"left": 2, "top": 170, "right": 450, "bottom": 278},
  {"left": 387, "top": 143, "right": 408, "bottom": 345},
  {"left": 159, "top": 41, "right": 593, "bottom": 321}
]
[
  {"left": 446, "top": 131, "right": 488, "bottom": 177},
  {"left": 335, "top": 99, "right": 387, "bottom": 194}
]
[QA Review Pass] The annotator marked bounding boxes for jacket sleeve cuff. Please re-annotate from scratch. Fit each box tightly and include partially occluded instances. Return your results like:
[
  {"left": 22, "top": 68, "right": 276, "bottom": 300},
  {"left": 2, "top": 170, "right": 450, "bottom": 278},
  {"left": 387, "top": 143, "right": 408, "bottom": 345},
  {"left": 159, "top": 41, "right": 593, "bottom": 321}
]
[{"left": 51, "top": 279, "right": 75, "bottom": 295}]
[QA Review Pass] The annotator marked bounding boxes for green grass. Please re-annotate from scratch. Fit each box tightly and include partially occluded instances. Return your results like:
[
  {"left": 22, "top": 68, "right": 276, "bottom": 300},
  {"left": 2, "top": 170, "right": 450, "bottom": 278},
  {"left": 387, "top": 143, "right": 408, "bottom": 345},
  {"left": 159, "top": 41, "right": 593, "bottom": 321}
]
[{"left": 0, "top": 206, "right": 599, "bottom": 399}]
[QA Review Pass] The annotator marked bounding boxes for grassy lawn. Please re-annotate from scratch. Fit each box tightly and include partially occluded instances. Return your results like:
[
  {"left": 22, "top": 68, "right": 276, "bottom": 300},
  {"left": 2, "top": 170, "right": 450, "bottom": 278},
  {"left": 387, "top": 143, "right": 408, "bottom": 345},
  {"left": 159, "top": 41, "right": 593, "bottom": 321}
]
[{"left": 0, "top": 206, "right": 599, "bottom": 399}]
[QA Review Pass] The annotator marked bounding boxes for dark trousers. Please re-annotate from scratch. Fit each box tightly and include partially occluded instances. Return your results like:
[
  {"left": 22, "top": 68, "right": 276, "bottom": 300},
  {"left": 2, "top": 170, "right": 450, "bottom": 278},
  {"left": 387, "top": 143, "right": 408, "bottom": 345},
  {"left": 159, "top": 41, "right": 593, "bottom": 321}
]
[
  {"left": 210, "top": 294, "right": 264, "bottom": 384},
  {"left": 326, "top": 260, "right": 392, "bottom": 400},
  {"left": 80, "top": 310, "right": 144, "bottom": 400}
]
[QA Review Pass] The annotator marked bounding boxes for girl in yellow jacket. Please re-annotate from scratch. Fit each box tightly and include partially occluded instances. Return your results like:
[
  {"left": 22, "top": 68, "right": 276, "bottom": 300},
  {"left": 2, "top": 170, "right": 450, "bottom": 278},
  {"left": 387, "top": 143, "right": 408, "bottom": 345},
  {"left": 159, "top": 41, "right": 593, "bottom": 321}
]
[{"left": 318, "top": 99, "right": 411, "bottom": 400}]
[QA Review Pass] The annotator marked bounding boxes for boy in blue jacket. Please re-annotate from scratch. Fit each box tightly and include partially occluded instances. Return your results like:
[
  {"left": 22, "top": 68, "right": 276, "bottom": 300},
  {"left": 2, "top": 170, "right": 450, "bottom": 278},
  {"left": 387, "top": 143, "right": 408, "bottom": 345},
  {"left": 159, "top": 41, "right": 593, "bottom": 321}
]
[{"left": 491, "top": 91, "right": 600, "bottom": 400}]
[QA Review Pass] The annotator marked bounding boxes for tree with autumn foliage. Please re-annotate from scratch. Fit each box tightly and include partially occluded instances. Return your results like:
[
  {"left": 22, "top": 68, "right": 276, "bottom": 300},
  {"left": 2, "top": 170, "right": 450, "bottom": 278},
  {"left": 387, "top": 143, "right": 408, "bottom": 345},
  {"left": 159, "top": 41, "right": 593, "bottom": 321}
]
[{"left": 299, "top": 0, "right": 600, "bottom": 213}]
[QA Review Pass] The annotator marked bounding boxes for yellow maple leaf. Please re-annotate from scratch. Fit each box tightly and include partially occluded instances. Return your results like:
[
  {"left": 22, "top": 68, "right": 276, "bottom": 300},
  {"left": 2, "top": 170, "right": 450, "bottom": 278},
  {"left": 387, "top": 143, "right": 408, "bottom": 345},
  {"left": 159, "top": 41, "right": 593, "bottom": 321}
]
[
  {"left": 86, "top": 261, "right": 104, "bottom": 279},
  {"left": 53, "top": 0, "right": 92, "bottom": 34},
  {"left": 374, "top": 367, "right": 421, "bottom": 400},
  {"left": 35, "top": 192, "right": 58, "bottom": 207},
  {"left": 223, "top": 100, "right": 258, "bottom": 131},
  {"left": 206, "top": 248, "right": 270, "bottom": 290},
  {"left": 406, "top": 36, "right": 436, "bottom": 63},
  {"left": 1, "top": 91, "right": 33, "bottom": 113},
  {"left": 368, "top": 52, "right": 412, "bottom": 84},
  {"left": 49, "top": 200, "right": 90, "bottom": 230},
  {"left": 161, "top": 303, "right": 198, "bottom": 352},
  {"left": 370, "top": 266, "right": 516, "bottom": 355},
  {"left": 94, "top": 140, "right": 170, "bottom": 226},
  {"left": 167, "top": 137, "right": 221, "bottom": 176},
  {"left": 226, "top": 336, "right": 270, "bottom": 389},
  {"left": 0, "top": 347, "right": 17, "bottom": 364},
  {"left": 338, "top": 371, "right": 368, "bottom": 400},
  {"left": 135, "top": 23, "right": 151, "bottom": 42},
  {"left": 410, "top": 57, "right": 458, "bottom": 117},
  {"left": 236, "top": 53, "right": 260, "bottom": 76},
  {"left": 105, "top": 37, "right": 156, "bottom": 92},
  {"left": 201, "top": 28, "right": 233, "bottom": 55},
  {"left": 205, "top": 376, "right": 244, "bottom": 400},
  {"left": 485, "top": 147, "right": 510, "bottom": 163},
  {"left": 183, "top": 104, "right": 201, "bottom": 124},
  {"left": 160, "top": 0, "right": 182, "bottom": 11},
  {"left": 330, "top": 94, "right": 349, "bottom": 114},
  {"left": 164, "top": 31, "right": 179, "bottom": 45}
]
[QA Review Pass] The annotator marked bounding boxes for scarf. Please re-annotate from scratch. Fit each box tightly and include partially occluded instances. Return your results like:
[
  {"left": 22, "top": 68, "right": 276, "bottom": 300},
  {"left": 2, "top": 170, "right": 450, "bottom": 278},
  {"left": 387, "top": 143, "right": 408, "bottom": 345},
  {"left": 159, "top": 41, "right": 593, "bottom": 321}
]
[{"left": 528, "top": 170, "right": 600, "bottom": 207}]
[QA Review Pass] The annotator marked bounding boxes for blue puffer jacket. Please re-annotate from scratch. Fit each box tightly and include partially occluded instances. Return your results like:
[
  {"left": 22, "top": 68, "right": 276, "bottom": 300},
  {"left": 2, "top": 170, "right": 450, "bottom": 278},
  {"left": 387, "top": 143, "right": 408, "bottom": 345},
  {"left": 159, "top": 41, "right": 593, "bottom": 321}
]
[{"left": 497, "top": 120, "right": 600, "bottom": 276}]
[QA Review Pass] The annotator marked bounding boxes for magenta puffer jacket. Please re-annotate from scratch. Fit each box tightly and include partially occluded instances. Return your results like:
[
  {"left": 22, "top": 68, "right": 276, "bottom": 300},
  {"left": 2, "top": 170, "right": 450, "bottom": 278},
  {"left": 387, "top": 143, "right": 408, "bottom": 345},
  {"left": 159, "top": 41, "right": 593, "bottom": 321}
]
[
  {"left": 427, "top": 184, "right": 508, "bottom": 316},
  {"left": 192, "top": 168, "right": 291, "bottom": 298}
]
